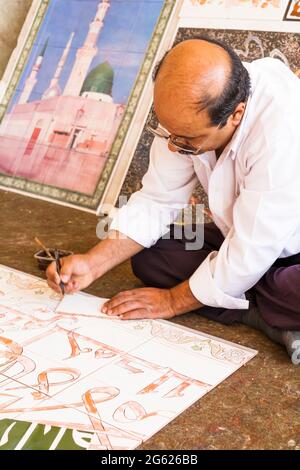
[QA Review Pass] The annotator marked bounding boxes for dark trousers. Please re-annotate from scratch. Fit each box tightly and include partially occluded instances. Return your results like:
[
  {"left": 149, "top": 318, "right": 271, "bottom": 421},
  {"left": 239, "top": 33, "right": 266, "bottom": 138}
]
[{"left": 131, "top": 223, "right": 300, "bottom": 330}]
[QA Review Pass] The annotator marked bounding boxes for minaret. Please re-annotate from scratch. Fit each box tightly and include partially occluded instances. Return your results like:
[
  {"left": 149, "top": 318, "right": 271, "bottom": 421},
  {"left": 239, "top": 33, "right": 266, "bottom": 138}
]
[
  {"left": 42, "top": 32, "right": 74, "bottom": 100},
  {"left": 63, "top": 0, "right": 110, "bottom": 97},
  {"left": 19, "top": 39, "right": 48, "bottom": 104}
]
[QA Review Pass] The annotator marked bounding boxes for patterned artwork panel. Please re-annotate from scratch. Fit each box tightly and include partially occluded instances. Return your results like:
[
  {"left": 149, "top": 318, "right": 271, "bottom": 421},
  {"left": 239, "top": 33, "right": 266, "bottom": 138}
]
[
  {"left": 0, "top": 264, "right": 256, "bottom": 449},
  {"left": 179, "top": 0, "right": 289, "bottom": 20},
  {"left": 283, "top": 0, "right": 300, "bottom": 20}
]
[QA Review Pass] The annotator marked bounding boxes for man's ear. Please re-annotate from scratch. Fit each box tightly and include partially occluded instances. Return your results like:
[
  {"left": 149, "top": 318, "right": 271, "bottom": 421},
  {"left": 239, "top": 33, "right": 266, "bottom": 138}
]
[{"left": 230, "top": 102, "right": 246, "bottom": 127}]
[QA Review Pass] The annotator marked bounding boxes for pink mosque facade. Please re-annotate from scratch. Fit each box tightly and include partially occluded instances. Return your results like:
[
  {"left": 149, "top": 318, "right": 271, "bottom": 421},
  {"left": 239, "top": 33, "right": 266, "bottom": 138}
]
[{"left": 0, "top": 0, "right": 125, "bottom": 195}]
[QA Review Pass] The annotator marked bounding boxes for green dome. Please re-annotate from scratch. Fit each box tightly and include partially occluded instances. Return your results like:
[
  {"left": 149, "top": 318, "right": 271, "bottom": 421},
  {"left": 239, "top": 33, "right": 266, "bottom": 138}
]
[{"left": 80, "top": 61, "right": 114, "bottom": 96}]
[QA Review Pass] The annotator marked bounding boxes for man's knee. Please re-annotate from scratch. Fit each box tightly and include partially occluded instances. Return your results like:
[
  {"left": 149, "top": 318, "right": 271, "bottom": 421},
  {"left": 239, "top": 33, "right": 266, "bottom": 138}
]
[
  {"left": 131, "top": 250, "right": 149, "bottom": 282},
  {"left": 131, "top": 247, "right": 178, "bottom": 288}
]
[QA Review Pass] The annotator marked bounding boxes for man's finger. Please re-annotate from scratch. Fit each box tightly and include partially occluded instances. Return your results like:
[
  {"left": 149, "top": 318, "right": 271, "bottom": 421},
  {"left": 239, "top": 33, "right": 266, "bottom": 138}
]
[
  {"left": 46, "top": 261, "right": 60, "bottom": 285},
  {"left": 47, "top": 279, "right": 62, "bottom": 294},
  {"left": 103, "top": 291, "right": 138, "bottom": 311},
  {"left": 59, "top": 279, "right": 79, "bottom": 294},
  {"left": 67, "top": 279, "right": 80, "bottom": 293},
  {"left": 120, "top": 309, "right": 149, "bottom": 320},
  {"left": 60, "top": 256, "right": 75, "bottom": 283},
  {"left": 107, "top": 300, "right": 145, "bottom": 316}
]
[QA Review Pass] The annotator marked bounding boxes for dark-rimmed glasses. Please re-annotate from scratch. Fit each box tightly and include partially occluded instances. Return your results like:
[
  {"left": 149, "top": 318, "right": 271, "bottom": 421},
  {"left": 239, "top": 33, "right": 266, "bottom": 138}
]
[{"left": 146, "top": 109, "right": 221, "bottom": 155}]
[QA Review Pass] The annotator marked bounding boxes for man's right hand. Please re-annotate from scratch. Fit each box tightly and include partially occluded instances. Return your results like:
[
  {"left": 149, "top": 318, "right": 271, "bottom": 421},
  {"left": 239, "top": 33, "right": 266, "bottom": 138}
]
[{"left": 46, "top": 254, "right": 95, "bottom": 295}]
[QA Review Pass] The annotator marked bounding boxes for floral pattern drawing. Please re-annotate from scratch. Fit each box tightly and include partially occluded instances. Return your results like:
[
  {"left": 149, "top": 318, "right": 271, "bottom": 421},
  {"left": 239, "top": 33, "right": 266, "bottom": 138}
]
[{"left": 0, "top": 265, "right": 256, "bottom": 450}]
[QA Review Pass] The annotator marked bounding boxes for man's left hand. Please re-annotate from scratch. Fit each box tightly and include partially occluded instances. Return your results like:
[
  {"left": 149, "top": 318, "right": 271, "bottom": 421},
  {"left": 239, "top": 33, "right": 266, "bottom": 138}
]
[
  {"left": 101, "top": 281, "right": 203, "bottom": 320},
  {"left": 101, "top": 287, "right": 176, "bottom": 320}
]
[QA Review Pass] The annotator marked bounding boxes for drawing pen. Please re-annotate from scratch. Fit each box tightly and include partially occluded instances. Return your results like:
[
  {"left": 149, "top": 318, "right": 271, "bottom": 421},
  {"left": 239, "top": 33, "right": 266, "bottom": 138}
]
[{"left": 54, "top": 249, "right": 65, "bottom": 296}]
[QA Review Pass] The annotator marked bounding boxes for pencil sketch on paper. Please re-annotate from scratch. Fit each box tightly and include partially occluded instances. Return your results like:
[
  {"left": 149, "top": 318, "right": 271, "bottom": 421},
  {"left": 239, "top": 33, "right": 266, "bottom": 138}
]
[
  {"left": 179, "top": 0, "right": 288, "bottom": 20},
  {"left": 0, "top": 264, "right": 257, "bottom": 450},
  {"left": 183, "top": 0, "right": 283, "bottom": 8}
]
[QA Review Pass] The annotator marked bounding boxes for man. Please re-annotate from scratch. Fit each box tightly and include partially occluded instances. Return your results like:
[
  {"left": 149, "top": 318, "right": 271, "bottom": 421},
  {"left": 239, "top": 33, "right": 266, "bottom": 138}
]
[{"left": 47, "top": 37, "right": 300, "bottom": 364}]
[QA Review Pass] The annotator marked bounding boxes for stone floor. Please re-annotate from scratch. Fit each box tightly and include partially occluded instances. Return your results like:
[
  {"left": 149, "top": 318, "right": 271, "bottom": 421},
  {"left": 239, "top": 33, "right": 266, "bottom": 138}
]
[{"left": 0, "top": 190, "right": 299, "bottom": 450}]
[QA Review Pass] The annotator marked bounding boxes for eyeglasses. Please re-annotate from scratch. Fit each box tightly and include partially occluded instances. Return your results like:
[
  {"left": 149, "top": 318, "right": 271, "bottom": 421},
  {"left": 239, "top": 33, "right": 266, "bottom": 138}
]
[{"left": 146, "top": 109, "right": 221, "bottom": 155}]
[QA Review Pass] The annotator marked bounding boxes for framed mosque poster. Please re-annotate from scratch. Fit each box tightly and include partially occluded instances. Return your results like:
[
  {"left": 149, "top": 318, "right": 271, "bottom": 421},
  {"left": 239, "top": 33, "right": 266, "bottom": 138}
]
[{"left": 0, "top": 0, "right": 181, "bottom": 213}]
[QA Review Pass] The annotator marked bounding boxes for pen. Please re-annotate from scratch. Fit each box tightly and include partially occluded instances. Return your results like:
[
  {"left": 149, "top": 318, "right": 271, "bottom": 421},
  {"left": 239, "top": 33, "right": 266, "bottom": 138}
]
[{"left": 54, "top": 249, "right": 65, "bottom": 296}]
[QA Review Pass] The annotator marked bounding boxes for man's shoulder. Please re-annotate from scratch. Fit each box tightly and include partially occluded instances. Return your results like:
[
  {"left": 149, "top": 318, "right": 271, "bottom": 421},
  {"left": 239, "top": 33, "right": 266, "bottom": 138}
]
[
  {"left": 239, "top": 60, "right": 299, "bottom": 160},
  {"left": 243, "top": 57, "right": 300, "bottom": 112},
  {"left": 243, "top": 57, "right": 288, "bottom": 70},
  {"left": 243, "top": 57, "right": 299, "bottom": 84}
]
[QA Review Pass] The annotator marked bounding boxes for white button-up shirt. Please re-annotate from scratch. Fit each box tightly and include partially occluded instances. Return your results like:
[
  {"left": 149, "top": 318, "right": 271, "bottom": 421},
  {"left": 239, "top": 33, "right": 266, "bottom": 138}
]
[{"left": 110, "top": 58, "right": 300, "bottom": 310}]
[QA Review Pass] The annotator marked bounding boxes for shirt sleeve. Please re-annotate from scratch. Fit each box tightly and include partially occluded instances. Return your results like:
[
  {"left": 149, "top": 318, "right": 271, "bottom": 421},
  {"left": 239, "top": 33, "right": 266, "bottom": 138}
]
[
  {"left": 189, "top": 144, "right": 300, "bottom": 309},
  {"left": 110, "top": 137, "right": 198, "bottom": 247}
]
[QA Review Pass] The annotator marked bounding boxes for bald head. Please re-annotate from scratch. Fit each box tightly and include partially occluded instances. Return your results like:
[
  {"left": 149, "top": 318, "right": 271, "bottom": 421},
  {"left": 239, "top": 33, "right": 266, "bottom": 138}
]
[
  {"left": 153, "top": 37, "right": 250, "bottom": 136},
  {"left": 155, "top": 39, "right": 230, "bottom": 112}
]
